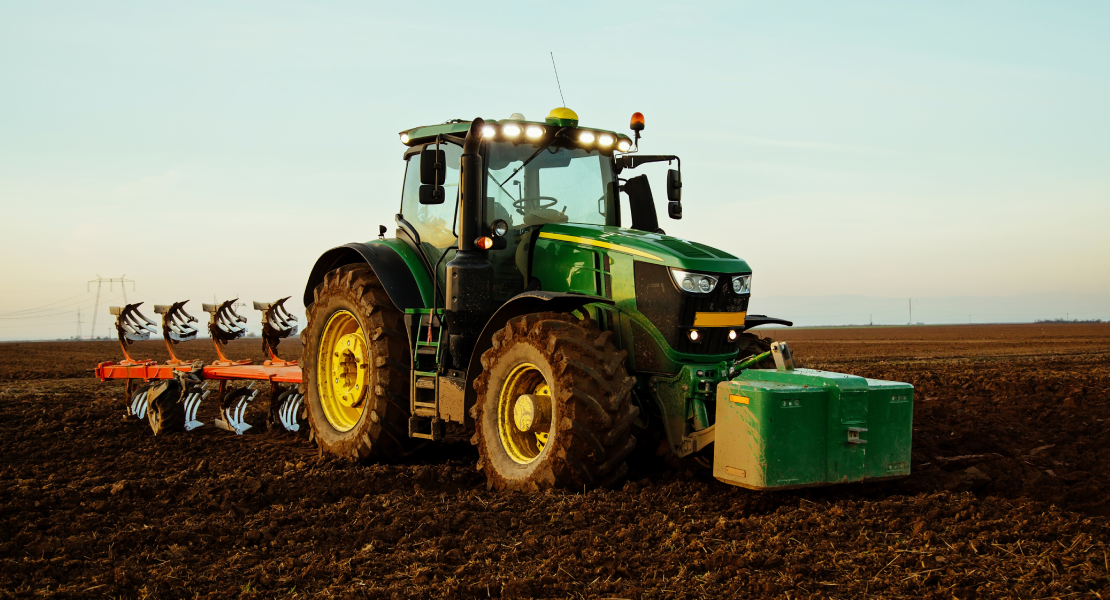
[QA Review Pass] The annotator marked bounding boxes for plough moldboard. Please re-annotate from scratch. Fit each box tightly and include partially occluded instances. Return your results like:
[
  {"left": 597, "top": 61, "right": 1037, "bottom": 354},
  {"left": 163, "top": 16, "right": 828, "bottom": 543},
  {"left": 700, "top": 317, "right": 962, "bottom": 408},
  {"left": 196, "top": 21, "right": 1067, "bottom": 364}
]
[{"left": 94, "top": 298, "right": 305, "bottom": 436}]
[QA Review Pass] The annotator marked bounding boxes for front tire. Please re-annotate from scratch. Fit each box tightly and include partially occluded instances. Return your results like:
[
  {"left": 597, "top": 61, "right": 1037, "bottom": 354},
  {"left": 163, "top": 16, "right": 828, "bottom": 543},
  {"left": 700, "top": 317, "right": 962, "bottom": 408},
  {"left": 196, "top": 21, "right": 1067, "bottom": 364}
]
[
  {"left": 301, "top": 265, "right": 410, "bottom": 461},
  {"left": 472, "top": 312, "right": 638, "bottom": 491}
]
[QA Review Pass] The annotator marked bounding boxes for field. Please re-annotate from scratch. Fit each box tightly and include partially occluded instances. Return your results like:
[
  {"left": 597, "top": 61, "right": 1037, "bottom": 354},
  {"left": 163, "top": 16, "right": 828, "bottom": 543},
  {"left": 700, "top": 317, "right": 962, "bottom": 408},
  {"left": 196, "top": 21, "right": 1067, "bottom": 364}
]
[{"left": 2, "top": 324, "right": 1109, "bottom": 598}]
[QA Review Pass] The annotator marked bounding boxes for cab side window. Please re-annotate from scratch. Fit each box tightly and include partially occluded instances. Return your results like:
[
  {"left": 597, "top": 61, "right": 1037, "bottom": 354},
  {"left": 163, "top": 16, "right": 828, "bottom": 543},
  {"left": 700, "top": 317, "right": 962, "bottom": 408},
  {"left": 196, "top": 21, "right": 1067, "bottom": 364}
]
[{"left": 400, "top": 143, "right": 463, "bottom": 251}]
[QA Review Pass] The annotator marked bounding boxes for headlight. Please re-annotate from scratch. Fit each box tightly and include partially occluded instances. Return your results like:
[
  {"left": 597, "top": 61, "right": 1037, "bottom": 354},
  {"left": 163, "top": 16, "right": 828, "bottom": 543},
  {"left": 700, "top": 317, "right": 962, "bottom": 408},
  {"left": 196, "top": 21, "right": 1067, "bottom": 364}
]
[
  {"left": 732, "top": 275, "right": 751, "bottom": 294},
  {"left": 670, "top": 269, "right": 718, "bottom": 294}
]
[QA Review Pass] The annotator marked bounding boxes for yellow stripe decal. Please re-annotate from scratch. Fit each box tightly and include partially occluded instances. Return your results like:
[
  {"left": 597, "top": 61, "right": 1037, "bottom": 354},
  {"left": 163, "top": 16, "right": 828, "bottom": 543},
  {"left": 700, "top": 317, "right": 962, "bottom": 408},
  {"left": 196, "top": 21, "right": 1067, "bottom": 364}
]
[
  {"left": 693, "top": 311, "right": 748, "bottom": 327},
  {"left": 538, "top": 232, "right": 663, "bottom": 261}
]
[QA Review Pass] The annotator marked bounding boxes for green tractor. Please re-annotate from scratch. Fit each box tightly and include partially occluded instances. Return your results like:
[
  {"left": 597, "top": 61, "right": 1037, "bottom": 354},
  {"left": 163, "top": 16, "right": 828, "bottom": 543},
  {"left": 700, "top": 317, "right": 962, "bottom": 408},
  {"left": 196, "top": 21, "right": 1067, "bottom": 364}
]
[{"left": 300, "top": 108, "right": 914, "bottom": 492}]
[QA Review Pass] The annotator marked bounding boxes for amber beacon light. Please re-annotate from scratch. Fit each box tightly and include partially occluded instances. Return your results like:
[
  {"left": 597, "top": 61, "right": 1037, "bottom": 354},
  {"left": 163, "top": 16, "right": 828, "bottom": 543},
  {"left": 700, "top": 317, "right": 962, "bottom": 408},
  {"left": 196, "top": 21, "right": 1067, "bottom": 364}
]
[{"left": 629, "top": 112, "right": 645, "bottom": 151}]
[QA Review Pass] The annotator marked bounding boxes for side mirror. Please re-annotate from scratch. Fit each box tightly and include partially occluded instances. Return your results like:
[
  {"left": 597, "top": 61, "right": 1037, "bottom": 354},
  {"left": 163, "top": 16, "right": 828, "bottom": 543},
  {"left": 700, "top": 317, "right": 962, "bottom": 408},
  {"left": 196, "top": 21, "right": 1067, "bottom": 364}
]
[
  {"left": 666, "top": 169, "right": 682, "bottom": 219},
  {"left": 419, "top": 185, "right": 445, "bottom": 205},
  {"left": 418, "top": 147, "right": 447, "bottom": 205},
  {"left": 668, "top": 201, "right": 682, "bottom": 219},
  {"left": 666, "top": 169, "right": 681, "bottom": 202},
  {"left": 420, "top": 148, "right": 446, "bottom": 185}
]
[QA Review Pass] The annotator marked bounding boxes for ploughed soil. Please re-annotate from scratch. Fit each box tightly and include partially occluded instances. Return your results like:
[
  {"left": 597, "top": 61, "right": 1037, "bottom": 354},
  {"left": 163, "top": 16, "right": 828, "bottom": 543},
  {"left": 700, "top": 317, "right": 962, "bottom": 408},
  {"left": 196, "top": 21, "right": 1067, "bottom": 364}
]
[{"left": 2, "top": 324, "right": 1109, "bottom": 598}]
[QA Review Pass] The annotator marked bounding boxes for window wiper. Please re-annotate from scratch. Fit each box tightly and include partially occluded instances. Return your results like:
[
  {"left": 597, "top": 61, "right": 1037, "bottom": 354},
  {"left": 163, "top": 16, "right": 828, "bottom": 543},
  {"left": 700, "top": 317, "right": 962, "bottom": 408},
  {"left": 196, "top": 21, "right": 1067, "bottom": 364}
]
[
  {"left": 497, "top": 129, "right": 568, "bottom": 187},
  {"left": 490, "top": 173, "right": 517, "bottom": 201}
]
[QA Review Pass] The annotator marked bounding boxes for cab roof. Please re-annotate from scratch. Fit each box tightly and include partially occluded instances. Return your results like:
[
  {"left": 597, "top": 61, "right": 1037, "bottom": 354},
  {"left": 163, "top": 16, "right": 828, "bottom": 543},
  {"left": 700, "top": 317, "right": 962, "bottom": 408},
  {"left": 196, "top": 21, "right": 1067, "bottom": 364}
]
[{"left": 398, "top": 109, "right": 633, "bottom": 149}]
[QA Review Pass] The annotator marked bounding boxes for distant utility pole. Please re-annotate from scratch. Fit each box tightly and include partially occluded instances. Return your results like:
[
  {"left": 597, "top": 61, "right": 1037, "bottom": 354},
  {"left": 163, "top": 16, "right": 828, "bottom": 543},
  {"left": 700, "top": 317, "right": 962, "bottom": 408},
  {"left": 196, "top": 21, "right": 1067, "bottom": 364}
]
[
  {"left": 908, "top": 299, "right": 913, "bottom": 325},
  {"left": 88, "top": 275, "right": 136, "bottom": 340},
  {"left": 76, "top": 308, "right": 83, "bottom": 340}
]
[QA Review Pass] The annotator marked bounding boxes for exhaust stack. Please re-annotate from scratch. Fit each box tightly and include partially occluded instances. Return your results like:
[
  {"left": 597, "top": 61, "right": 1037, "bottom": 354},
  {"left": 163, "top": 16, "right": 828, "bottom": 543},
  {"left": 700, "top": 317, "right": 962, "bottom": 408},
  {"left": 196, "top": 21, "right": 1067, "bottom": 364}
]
[{"left": 445, "top": 118, "right": 493, "bottom": 369}]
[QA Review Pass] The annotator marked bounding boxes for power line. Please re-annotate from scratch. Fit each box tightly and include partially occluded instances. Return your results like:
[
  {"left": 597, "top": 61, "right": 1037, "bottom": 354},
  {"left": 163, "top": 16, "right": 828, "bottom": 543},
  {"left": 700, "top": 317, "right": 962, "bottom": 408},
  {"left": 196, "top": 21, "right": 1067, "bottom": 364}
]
[
  {"left": 88, "top": 275, "right": 135, "bottom": 340},
  {"left": 0, "top": 292, "right": 93, "bottom": 316},
  {"left": 0, "top": 307, "right": 99, "bottom": 320},
  {"left": 0, "top": 291, "right": 128, "bottom": 321}
]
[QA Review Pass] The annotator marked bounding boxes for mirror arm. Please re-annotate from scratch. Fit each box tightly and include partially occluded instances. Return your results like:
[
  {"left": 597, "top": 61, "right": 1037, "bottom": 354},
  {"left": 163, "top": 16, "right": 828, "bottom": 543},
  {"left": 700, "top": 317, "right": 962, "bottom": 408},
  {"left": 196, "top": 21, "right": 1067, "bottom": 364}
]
[
  {"left": 435, "top": 135, "right": 443, "bottom": 182},
  {"left": 618, "top": 154, "right": 679, "bottom": 170}
]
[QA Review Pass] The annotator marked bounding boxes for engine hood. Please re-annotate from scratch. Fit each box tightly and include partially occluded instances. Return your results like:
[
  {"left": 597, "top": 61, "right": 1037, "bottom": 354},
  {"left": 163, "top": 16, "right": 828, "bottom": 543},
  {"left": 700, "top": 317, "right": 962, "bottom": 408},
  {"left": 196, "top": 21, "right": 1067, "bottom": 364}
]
[{"left": 536, "top": 223, "right": 750, "bottom": 274}]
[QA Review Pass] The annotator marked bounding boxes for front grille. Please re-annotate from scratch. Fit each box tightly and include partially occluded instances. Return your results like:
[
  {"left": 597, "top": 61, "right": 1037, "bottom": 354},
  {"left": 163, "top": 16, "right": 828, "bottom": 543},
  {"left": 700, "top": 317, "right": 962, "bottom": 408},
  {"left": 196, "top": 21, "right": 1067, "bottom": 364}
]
[{"left": 634, "top": 262, "right": 750, "bottom": 355}]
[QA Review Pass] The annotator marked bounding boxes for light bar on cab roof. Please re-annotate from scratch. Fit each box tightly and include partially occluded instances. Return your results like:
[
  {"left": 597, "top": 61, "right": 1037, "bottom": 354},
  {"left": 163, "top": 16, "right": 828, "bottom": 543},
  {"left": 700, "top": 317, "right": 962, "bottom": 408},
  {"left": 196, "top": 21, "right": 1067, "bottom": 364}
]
[{"left": 402, "top": 121, "right": 631, "bottom": 151}]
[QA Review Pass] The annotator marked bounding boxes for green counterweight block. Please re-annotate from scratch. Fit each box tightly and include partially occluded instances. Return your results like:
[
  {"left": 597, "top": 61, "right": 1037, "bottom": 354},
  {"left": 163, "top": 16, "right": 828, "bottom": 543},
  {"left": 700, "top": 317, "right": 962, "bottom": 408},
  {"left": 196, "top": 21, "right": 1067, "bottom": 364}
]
[{"left": 713, "top": 369, "right": 913, "bottom": 490}]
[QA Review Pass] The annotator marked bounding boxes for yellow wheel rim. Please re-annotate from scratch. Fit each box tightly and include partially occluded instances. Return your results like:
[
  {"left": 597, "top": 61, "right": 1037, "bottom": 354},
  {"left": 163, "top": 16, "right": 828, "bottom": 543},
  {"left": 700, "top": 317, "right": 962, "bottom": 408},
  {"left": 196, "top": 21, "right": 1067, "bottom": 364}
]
[
  {"left": 498, "top": 362, "right": 552, "bottom": 465},
  {"left": 317, "top": 310, "right": 369, "bottom": 432}
]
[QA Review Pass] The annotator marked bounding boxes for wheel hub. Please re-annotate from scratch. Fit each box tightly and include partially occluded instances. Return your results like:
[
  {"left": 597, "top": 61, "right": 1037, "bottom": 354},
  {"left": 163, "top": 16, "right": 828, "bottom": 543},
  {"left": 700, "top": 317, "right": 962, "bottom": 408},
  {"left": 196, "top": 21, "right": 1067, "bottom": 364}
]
[
  {"left": 317, "top": 310, "right": 368, "bottom": 432},
  {"left": 331, "top": 332, "right": 367, "bottom": 408},
  {"left": 498, "top": 363, "right": 553, "bottom": 465}
]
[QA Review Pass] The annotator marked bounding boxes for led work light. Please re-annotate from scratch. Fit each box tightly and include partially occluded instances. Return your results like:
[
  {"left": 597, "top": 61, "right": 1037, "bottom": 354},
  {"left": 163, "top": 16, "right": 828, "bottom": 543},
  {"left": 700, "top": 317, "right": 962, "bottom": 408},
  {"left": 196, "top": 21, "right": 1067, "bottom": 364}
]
[
  {"left": 670, "top": 269, "right": 718, "bottom": 294},
  {"left": 732, "top": 275, "right": 752, "bottom": 294}
]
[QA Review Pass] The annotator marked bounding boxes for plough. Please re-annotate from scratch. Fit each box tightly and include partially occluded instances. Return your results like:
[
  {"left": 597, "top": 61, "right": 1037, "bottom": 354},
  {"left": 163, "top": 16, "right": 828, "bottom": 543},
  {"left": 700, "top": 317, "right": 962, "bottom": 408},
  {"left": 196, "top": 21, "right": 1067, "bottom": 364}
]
[{"left": 94, "top": 298, "right": 305, "bottom": 436}]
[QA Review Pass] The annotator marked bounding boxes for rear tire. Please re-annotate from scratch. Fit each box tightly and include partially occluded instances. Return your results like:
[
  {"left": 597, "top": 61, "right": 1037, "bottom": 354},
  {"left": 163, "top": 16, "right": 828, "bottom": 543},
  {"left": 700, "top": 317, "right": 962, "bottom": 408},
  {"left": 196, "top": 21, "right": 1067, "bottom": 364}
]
[
  {"left": 301, "top": 265, "right": 411, "bottom": 461},
  {"left": 472, "top": 312, "right": 638, "bottom": 491}
]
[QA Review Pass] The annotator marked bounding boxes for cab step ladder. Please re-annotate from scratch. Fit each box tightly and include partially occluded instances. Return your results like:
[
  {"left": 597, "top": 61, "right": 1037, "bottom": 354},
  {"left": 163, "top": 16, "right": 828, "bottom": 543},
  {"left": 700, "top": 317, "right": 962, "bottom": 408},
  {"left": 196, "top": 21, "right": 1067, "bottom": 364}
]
[{"left": 404, "top": 308, "right": 444, "bottom": 440}]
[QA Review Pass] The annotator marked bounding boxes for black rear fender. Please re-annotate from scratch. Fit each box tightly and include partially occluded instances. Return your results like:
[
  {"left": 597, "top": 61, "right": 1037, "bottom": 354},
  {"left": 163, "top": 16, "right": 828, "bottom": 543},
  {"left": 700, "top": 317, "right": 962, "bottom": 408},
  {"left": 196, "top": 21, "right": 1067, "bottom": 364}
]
[{"left": 303, "top": 243, "right": 425, "bottom": 312}]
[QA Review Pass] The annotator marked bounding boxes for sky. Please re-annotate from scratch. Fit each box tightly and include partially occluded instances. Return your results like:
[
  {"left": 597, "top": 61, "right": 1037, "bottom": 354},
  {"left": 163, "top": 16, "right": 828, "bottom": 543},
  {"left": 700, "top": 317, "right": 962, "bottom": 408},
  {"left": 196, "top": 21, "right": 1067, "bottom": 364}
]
[{"left": 1, "top": 1, "right": 1108, "bottom": 340}]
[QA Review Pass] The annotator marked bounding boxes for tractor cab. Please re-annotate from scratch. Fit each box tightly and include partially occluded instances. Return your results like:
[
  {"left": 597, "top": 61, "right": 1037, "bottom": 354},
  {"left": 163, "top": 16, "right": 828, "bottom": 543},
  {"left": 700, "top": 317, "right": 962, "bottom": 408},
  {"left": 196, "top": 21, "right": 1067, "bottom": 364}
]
[{"left": 397, "top": 108, "right": 682, "bottom": 306}]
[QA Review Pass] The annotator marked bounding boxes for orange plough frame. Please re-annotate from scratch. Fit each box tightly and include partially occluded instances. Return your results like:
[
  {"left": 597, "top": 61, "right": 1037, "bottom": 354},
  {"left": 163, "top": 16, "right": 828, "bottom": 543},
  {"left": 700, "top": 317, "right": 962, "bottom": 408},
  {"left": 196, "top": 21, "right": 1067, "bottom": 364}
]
[{"left": 97, "top": 298, "right": 305, "bottom": 435}]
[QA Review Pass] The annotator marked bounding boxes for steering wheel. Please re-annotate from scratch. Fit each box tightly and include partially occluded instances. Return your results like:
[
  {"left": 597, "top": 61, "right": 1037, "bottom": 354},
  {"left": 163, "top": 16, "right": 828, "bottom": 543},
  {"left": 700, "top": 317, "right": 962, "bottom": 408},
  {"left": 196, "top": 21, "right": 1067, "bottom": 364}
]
[{"left": 512, "top": 196, "right": 558, "bottom": 215}]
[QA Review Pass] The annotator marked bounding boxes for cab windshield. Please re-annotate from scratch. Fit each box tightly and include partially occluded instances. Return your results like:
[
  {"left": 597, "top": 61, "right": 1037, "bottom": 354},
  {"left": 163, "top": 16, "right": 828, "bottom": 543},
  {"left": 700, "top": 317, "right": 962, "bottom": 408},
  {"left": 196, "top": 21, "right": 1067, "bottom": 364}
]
[{"left": 485, "top": 141, "right": 615, "bottom": 230}]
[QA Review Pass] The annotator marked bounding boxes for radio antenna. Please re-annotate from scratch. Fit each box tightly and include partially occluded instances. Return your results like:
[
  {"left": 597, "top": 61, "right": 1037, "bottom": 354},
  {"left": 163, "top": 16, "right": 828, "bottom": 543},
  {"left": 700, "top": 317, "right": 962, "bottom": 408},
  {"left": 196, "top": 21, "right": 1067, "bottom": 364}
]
[{"left": 550, "top": 52, "right": 566, "bottom": 107}]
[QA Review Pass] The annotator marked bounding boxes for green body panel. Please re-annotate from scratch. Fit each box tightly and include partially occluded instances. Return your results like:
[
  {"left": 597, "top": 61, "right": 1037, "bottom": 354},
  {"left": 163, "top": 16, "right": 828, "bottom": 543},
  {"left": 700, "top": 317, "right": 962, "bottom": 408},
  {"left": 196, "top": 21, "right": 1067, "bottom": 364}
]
[
  {"left": 713, "top": 369, "right": 914, "bottom": 490},
  {"left": 365, "top": 238, "right": 434, "bottom": 308},
  {"left": 535, "top": 222, "right": 750, "bottom": 272},
  {"left": 530, "top": 222, "right": 750, "bottom": 368}
]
